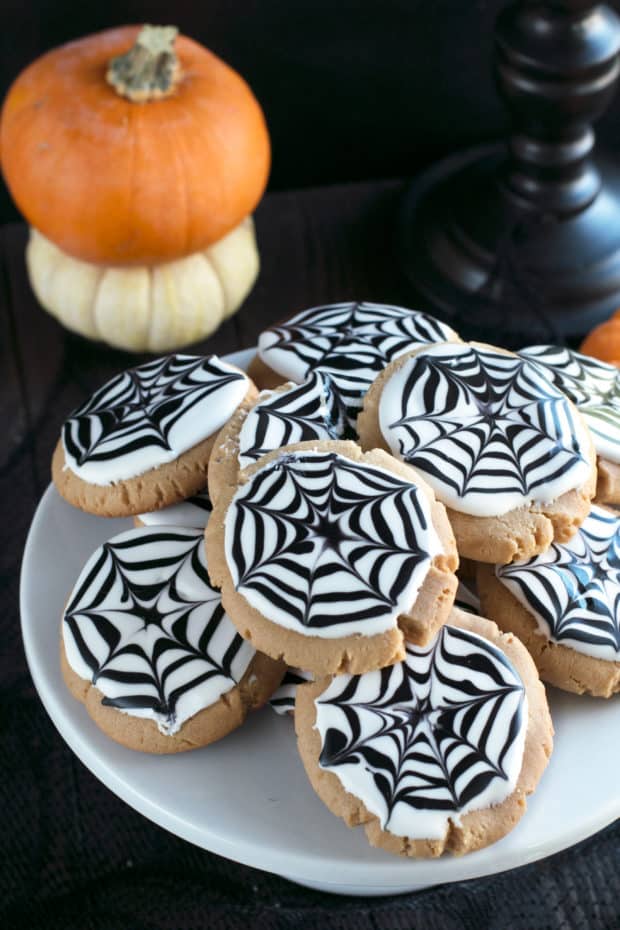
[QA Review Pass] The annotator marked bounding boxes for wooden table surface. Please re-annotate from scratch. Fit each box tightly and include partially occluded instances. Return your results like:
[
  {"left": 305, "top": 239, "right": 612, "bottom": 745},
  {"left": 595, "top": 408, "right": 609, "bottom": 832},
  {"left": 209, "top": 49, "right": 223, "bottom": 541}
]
[{"left": 1, "top": 180, "right": 618, "bottom": 930}]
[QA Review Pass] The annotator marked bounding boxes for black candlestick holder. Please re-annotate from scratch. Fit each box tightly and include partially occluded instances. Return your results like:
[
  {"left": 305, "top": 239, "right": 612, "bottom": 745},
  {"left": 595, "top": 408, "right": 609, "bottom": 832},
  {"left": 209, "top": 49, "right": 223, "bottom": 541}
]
[{"left": 401, "top": 0, "right": 620, "bottom": 347}]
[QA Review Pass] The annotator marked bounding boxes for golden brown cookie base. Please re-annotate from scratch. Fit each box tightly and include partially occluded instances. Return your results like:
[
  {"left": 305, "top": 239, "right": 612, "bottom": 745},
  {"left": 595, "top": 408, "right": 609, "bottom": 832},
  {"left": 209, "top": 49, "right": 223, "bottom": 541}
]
[
  {"left": 295, "top": 608, "right": 553, "bottom": 857},
  {"left": 61, "top": 636, "right": 284, "bottom": 753},
  {"left": 477, "top": 564, "right": 620, "bottom": 698},
  {"left": 357, "top": 341, "right": 598, "bottom": 564},
  {"left": 446, "top": 479, "right": 596, "bottom": 563},
  {"left": 53, "top": 382, "right": 258, "bottom": 518},
  {"left": 206, "top": 440, "right": 459, "bottom": 676},
  {"left": 595, "top": 456, "right": 620, "bottom": 507}
]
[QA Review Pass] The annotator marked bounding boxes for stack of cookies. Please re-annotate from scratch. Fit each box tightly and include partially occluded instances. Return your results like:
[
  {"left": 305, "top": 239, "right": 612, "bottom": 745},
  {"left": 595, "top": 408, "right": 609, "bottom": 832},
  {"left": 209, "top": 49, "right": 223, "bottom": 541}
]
[{"left": 52, "top": 301, "right": 620, "bottom": 860}]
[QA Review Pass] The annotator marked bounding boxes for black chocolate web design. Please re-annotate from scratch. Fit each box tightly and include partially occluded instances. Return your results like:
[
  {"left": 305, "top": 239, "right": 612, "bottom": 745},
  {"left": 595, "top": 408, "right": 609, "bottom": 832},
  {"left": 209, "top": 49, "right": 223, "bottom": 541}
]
[
  {"left": 239, "top": 372, "right": 348, "bottom": 466},
  {"left": 64, "top": 527, "right": 253, "bottom": 733},
  {"left": 385, "top": 345, "right": 589, "bottom": 505},
  {"left": 228, "top": 451, "right": 437, "bottom": 631},
  {"left": 519, "top": 345, "right": 620, "bottom": 455},
  {"left": 63, "top": 354, "right": 245, "bottom": 466},
  {"left": 497, "top": 506, "right": 620, "bottom": 657},
  {"left": 318, "top": 626, "right": 525, "bottom": 826},
  {"left": 258, "top": 302, "right": 455, "bottom": 427}
]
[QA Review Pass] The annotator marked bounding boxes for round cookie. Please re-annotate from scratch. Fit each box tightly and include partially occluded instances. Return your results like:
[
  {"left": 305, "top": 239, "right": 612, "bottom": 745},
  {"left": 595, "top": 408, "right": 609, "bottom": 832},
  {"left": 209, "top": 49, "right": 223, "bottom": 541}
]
[
  {"left": 62, "top": 525, "right": 284, "bottom": 752},
  {"left": 357, "top": 341, "right": 597, "bottom": 564},
  {"left": 208, "top": 371, "right": 348, "bottom": 503},
  {"left": 250, "top": 302, "right": 459, "bottom": 430},
  {"left": 477, "top": 505, "right": 620, "bottom": 697},
  {"left": 206, "top": 439, "right": 459, "bottom": 676},
  {"left": 295, "top": 608, "right": 552, "bottom": 858},
  {"left": 519, "top": 345, "right": 620, "bottom": 506},
  {"left": 53, "top": 354, "right": 257, "bottom": 517},
  {"left": 135, "top": 487, "right": 213, "bottom": 529}
]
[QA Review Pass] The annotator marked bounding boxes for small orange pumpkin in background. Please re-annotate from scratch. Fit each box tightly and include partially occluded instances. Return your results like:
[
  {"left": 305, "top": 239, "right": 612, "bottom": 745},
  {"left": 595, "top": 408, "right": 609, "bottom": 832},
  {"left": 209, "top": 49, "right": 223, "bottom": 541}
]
[
  {"left": 0, "top": 25, "right": 271, "bottom": 350},
  {"left": 580, "top": 310, "right": 620, "bottom": 366}
]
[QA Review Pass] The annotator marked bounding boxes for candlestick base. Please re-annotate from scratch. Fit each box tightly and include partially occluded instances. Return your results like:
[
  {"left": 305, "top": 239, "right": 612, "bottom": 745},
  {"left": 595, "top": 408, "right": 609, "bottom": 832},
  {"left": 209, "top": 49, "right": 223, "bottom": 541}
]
[{"left": 400, "top": 144, "right": 620, "bottom": 348}]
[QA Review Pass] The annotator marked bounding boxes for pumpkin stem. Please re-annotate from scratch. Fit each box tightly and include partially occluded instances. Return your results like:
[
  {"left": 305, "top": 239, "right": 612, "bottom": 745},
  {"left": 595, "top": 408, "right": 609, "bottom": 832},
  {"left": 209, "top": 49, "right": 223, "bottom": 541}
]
[{"left": 106, "top": 25, "right": 181, "bottom": 102}]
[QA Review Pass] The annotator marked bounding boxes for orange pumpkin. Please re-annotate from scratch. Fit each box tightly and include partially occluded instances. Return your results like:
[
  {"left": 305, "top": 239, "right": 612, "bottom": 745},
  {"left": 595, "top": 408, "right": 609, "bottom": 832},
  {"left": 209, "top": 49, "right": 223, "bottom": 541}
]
[
  {"left": 580, "top": 310, "right": 620, "bottom": 366},
  {"left": 0, "top": 25, "right": 270, "bottom": 266}
]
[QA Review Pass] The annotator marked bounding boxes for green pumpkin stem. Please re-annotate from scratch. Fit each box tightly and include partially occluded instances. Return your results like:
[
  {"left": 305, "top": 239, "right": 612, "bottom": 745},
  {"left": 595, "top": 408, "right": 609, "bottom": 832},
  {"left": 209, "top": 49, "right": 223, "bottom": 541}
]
[{"left": 106, "top": 25, "right": 181, "bottom": 102}]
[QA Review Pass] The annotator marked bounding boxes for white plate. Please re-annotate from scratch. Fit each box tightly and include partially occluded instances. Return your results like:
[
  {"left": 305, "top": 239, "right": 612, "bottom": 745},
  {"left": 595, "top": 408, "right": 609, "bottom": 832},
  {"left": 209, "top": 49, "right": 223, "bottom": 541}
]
[{"left": 20, "top": 349, "right": 620, "bottom": 897}]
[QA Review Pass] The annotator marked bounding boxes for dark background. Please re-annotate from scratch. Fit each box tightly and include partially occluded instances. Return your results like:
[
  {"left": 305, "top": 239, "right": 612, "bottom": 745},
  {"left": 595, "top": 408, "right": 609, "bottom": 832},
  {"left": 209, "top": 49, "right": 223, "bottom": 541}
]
[{"left": 0, "top": 0, "right": 617, "bottom": 221}]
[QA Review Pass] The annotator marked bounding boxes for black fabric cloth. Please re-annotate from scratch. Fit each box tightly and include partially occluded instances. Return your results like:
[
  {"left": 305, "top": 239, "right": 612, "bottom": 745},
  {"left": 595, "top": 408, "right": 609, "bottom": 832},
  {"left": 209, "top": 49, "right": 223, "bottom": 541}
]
[{"left": 1, "top": 185, "right": 618, "bottom": 928}]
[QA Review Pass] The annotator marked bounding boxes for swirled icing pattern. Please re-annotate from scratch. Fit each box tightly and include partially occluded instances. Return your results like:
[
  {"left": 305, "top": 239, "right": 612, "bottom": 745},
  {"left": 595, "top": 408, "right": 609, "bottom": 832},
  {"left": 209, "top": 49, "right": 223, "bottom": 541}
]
[
  {"left": 63, "top": 354, "right": 248, "bottom": 485},
  {"left": 225, "top": 450, "right": 442, "bottom": 638},
  {"left": 258, "top": 302, "right": 457, "bottom": 428},
  {"left": 63, "top": 526, "right": 254, "bottom": 735},
  {"left": 138, "top": 488, "right": 213, "bottom": 529},
  {"left": 379, "top": 343, "right": 592, "bottom": 517},
  {"left": 496, "top": 505, "right": 620, "bottom": 662},
  {"left": 238, "top": 372, "right": 347, "bottom": 468},
  {"left": 315, "top": 625, "right": 527, "bottom": 840},
  {"left": 519, "top": 345, "right": 620, "bottom": 464}
]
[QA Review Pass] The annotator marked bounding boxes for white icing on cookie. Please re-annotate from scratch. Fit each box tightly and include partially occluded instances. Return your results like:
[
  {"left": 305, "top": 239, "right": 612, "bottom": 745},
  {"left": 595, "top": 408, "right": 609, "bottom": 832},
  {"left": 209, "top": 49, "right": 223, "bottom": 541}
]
[
  {"left": 63, "top": 526, "right": 255, "bottom": 735},
  {"left": 519, "top": 345, "right": 620, "bottom": 464},
  {"left": 238, "top": 373, "right": 347, "bottom": 469},
  {"left": 378, "top": 343, "right": 593, "bottom": 517},
  {"left": 62, "top": 355, "right": 248, "bottom": 485},
  {"left": 496, "top": 505, "right": 620, "bottom": 662},
  {"left": 138, "top": 488, "right": 212, "bottom": 529},
  {"left": 258, "top": 302, "right": 458, "bottom": 428},
  {"left": 314, "top": 625, "right": 527, "bottom": 840},
  {"left": 225, "top": 450, "right": 442, "bottom": 639}
]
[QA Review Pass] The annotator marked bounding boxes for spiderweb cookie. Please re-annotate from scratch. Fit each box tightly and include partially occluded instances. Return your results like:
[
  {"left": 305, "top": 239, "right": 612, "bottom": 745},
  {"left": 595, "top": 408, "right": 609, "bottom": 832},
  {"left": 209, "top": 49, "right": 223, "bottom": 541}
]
[
  {"left": 53, "top": 354, "right": 256, "bottom": 517},
  {"left": 206, "top": 440, "right": 458, "bottom": 676},
  {"left": 61, "top": 525, "right": 284, "bottom": 752},
  {"left": 295, "top": 608, "right": 552, "bottom": 857},
  {"left": 477, "top": 505, "right": 620, "bottom": 697},
  {"left": 358, "top": 341, "right": 597, "bottom": 563},
  {"left": 519, "top": 344, "right": 620, "bottom": 506},
  {"left": 250, "top": 302, "right": 459, "bottom": 431},
  {"left": 208, "top": 371, "right": 348, "bottom": 502}
]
